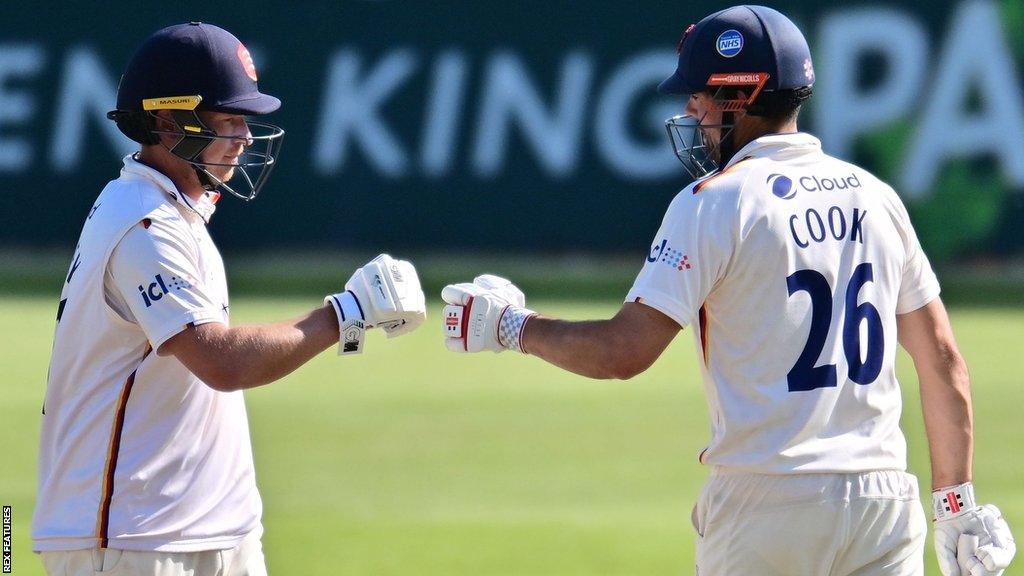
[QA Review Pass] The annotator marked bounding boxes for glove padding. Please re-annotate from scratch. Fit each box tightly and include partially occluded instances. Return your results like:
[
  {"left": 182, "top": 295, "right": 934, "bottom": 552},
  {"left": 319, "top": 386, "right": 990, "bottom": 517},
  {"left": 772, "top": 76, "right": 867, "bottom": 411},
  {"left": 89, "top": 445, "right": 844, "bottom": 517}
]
[
  {"left": 325, "top": 254, "right": 426, "bottom": 355},
  {"left": 441, "top": 274, "right": 535, "bottom": 353},
  {"left": 934, "top": 483, "right": 1016, "bottom": 576}
]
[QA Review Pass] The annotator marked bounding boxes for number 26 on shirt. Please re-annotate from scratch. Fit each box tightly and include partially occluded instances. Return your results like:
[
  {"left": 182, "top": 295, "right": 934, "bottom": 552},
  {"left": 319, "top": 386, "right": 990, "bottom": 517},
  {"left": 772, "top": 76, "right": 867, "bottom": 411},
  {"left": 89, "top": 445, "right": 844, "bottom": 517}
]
[{"left": 786, "top": 262, "right": 884, "bottom": 392}]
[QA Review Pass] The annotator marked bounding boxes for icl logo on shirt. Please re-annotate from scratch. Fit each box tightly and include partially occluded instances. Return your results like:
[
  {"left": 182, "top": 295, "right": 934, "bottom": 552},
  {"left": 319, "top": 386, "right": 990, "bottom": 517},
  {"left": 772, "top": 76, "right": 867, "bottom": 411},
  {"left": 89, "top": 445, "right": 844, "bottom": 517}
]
[
  {"left": 647, "top": 239, "right": 693, "bottom": 271},
  {"left": 138, "top": 273, "right": 193, "bottom": 307}
]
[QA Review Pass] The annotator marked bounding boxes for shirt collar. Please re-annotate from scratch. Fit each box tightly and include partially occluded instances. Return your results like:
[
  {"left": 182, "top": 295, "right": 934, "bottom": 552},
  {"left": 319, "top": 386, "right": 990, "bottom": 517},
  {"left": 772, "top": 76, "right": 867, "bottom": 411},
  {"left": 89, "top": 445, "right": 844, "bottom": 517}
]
[
  {"left": 120, "top": 154, "right": 219, "bottom": 223},
  {"left": 724, "top": 132, "right": 822, "bottom": 169}
]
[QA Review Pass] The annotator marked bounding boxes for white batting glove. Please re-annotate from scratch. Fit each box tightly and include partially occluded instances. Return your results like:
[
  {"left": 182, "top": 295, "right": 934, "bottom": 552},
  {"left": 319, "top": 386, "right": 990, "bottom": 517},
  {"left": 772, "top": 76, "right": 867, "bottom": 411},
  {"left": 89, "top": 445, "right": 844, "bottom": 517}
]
[
  {"left": 441, "top": 274, "right": 536, "bottom": 353},
  {"left": 933, "top": 483, "right": 1016, "bottom": 576},
  {"left": 325, "top": 254, "right": 426, "bottom": 355}
]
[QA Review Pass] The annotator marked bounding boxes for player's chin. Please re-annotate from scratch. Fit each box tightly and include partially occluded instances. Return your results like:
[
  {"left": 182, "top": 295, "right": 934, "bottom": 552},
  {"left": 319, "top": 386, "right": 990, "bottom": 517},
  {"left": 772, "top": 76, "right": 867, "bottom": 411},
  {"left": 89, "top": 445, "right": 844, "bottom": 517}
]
[
  {"left": 210, "top": 166, "right": 236, "bottom": 183},
  {"left": 702, "top": 140, "right": 721, "bottom": 164}
]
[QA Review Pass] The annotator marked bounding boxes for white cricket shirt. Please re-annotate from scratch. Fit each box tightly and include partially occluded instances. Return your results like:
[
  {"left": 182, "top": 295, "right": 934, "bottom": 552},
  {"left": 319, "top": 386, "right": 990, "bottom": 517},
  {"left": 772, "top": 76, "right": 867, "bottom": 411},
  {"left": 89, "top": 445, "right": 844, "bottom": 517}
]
[
  {"left": 627, "top": 133, "right": 940, "bottom": 474},
  {"left": 33, "top": 155, "right": 262, "bottom": 552}
]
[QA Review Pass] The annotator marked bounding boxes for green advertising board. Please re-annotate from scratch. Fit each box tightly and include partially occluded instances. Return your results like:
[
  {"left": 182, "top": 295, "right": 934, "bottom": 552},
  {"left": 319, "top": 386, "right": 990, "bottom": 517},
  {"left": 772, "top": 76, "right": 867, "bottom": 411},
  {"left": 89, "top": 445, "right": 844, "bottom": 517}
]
[{"left": 1, "top": 0, "right": 1022, "bottom": 261}]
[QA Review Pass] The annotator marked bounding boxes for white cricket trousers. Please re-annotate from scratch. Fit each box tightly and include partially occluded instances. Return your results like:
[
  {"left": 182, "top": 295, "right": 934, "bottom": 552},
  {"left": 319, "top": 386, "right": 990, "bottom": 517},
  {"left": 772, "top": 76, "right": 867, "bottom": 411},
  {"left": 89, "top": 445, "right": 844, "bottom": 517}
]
[
  {"left": 693, "top": 469, "right": 927, "bottom": 576},
  {"left": 39, "top": 529, "right": 267, "bottom": 576}
]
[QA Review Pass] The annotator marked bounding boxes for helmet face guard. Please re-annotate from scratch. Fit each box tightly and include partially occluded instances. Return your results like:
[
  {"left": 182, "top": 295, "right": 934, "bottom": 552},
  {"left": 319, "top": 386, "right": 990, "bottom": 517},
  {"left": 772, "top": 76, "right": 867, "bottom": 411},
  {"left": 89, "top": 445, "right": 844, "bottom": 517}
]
[
  {"left": 144, "top": 96, "right": 284, "bottom": 201},
  {"left": 665, "top": 114, "right": 729, "bottom": 180},
  {"left": 109, "top": 23, "right": 285, "bottom": 201},
  {"left": 663, "top": 72, "right": 769, "bottom": 178}
]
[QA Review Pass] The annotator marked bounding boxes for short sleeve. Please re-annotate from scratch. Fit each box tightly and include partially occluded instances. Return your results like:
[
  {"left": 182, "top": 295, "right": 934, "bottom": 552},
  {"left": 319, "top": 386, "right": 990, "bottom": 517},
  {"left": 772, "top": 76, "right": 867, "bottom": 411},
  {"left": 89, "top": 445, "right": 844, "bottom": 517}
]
[
  {"left": 625, "top": 185, "right": 737, "bottom": 328},
  {"left": 107, "top": 216, "right": 225, "bottom": 349},
  {"left": 888, "top": 191, "right": 941, "bottom": 314}
]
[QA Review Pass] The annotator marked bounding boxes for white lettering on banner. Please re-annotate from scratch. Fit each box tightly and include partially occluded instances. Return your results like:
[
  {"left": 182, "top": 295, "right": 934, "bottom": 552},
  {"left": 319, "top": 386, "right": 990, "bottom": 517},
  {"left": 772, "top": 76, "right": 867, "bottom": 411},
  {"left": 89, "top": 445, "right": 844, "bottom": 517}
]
[
  {"left": 815, "top": 8, "right": 927, "bottom": 161},
  {"left": 314, "top": 49, "right": 417, "bottom": 177},
  {"left": 472, "top": 51, "right": 593, "bottom": 178},
  {"left": 420, "top": 51, "right": 468, "bottom": 177},
  {"left": 0, "top": 44, "right": 44, "bottom": 171},
  {"left": 50, "top": 47, "right": 135, "bottom": 171},
  {"left": 1, "top": 0, "right": 1022, "bottom": 196},
  {"left": 595, "top": 49, "right": 679, "bottom": 178},
  {"left": 901, "top": 0, "right": 1024, "bottom": 196}
]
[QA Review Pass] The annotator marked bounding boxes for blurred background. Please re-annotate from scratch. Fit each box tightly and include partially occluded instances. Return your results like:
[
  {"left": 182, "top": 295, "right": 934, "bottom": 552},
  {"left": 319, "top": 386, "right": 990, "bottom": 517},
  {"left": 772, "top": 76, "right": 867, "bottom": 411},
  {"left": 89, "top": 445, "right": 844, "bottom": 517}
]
[{"left": 2, "top": 1, "right": 1022, "bottom": 574}]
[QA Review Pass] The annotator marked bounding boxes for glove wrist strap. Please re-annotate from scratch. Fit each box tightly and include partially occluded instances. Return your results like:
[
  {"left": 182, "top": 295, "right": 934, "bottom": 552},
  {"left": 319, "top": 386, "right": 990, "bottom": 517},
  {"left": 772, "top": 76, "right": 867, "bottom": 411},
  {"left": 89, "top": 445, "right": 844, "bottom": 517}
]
[
  {"left": 325, "top": 291, "right": 367, "bottom": 355},
  {"left": 498, "top": 305, "right": 536, "bottom": 353},
  {"left": 933, "top": 482, "right": 976, "bottom": 521}
]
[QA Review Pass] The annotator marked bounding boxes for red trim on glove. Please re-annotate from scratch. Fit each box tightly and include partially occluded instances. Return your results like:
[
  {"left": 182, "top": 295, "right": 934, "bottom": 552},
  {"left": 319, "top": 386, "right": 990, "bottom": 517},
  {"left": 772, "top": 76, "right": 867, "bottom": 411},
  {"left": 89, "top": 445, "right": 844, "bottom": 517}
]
[{"left": 461, "top": 296, "right": 474, "bottom": 352}]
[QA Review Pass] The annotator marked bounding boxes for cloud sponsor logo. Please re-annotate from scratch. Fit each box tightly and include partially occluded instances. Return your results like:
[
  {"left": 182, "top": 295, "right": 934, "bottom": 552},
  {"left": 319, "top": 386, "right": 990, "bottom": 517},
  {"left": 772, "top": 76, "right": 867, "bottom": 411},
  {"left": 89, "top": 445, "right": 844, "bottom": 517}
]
[
  {"left": 770, "top": 172, "right": 864, "bottom": 199},
  {"left": 798, "top": 172, "right": 862, "bottom": 192},
  {"left": 767, "top": 174, "right": 796, "bottom": 199}
]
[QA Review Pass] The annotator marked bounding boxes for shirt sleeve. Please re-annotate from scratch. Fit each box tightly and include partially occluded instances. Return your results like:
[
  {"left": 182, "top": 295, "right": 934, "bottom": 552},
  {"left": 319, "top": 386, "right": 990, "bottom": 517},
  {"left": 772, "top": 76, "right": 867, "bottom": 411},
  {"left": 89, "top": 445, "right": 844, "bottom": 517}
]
[
  {"left": 106, "top": 216, "right": 225, "bottom": 349},
  {"left": 625, "top": 185, "right": 738, "bottom": 328},
  {"left": 887, "top": 188, "right": 941, "bottom": 314}
]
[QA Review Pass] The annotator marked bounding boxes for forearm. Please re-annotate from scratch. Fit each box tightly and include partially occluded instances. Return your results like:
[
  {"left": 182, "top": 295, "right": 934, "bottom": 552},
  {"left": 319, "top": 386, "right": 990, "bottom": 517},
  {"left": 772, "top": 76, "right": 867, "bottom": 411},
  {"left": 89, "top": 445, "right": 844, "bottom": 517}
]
[
  {"left": 917, "top": 349, "right": 973, "bottom": 489},
  {"left": 192, "top": 305, "right": 339, "bottom": 390},
  {"left": 522, "top": 314, "right": 667, "bottom": 380},
  {"left": 898, "top": 300, "right": 974, "bottom": 490},
  {"left": 442, "top": 283, "right": 679, "bottom": 379}
]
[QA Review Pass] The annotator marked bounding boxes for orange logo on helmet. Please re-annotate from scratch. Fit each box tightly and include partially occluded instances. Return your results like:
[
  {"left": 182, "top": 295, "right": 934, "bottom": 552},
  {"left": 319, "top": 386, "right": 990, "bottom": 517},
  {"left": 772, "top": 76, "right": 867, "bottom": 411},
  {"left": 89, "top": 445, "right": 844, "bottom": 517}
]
[{"left": 237, "top": 43, "right": 257, "bottom": 81}]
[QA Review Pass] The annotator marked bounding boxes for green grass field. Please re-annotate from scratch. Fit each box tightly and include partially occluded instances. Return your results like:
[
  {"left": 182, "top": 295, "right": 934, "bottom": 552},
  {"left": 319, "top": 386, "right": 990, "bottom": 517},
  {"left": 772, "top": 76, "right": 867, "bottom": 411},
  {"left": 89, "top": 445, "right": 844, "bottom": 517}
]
[{"left": 2, "top": 296, "right": 1022, "bottom": 575}]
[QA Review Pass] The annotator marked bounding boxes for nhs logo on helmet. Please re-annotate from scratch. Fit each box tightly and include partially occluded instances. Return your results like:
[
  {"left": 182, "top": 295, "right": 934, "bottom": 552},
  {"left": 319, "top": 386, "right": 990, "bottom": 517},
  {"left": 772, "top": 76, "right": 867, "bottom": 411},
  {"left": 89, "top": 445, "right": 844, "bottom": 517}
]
[
  {"left": 716, "top": 30, "right": 744, "bottom": 58},
  {"left": 767, "top": 172, "right": 863, "bottom": 199}
]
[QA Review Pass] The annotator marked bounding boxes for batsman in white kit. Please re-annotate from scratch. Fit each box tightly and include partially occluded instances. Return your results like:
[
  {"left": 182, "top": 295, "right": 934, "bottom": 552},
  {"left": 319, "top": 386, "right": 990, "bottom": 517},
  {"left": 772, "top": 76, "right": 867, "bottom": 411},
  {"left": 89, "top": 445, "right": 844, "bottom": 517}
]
[
  {"left": 32, "top": 23, "right": 426, "bottom": 576},
  {"left": 442, "top": 6, "right": 1015, "bottom": 575}
]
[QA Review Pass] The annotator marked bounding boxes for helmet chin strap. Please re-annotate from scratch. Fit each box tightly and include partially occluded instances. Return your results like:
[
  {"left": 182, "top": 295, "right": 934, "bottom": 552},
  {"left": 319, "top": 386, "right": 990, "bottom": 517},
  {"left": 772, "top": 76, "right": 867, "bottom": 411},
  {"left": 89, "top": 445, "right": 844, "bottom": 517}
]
[
  {"left": 192, "top": 163, "right": 249, "bottom": 201},
  {"left": 717, "top": 111, "right": 738, "bottom": 169},
  {"left": 193, "top": 165, "right": 218, "bottom": 191}
]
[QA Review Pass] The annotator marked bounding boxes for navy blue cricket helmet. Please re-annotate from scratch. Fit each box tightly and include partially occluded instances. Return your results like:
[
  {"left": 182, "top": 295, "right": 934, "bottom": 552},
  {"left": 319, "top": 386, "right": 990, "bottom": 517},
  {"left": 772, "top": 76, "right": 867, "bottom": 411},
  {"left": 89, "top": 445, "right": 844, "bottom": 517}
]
[
  {"left": 108, "top": 22, "right": 284, "bottom": 201},
  {"left": 660, "top": 5, "right": 815, "bottom": 98},
  {"left": 660, "top": 6, "right": 815, "bottom": 178}
]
